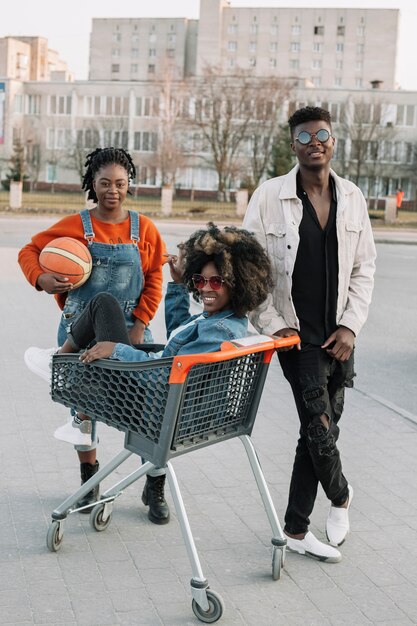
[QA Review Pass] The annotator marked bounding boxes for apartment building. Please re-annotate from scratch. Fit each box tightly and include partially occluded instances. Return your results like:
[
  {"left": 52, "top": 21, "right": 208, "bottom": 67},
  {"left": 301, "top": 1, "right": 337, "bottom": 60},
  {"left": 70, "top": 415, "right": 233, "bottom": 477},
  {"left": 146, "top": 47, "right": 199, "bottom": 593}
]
[
  {"left": 0, "top": 1, "right": 414, "bottom": 201},
  {"left": 0, "top": 36, "right": 72, "bottom": 82},
  {"left": 89, "top": 0, "right": 399, "bottom": 91}
]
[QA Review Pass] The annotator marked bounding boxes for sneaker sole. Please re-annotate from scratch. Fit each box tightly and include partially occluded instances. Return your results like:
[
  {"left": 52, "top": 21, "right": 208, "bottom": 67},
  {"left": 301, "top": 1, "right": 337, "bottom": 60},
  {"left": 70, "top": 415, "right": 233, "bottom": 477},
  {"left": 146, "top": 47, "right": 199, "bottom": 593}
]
[
  {"left": 24, "top": 352, "right": 51, "bottom": 383},
  {"left": 54, "top": 431, "right": 92, "bottom": 446},
  {"left": 287, "top": 545, "right": 341, "bottom": 563}
]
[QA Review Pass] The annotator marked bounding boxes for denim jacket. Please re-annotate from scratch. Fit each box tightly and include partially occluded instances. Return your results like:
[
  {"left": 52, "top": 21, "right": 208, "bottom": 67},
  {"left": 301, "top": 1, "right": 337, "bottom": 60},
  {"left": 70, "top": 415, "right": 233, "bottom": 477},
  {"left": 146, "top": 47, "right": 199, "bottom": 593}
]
[
  {"left": 111, "top": 282, "right": 248, "bottom": 362},
  {"left": 243, "top": 165, "right": 376, "bottom": 338}
]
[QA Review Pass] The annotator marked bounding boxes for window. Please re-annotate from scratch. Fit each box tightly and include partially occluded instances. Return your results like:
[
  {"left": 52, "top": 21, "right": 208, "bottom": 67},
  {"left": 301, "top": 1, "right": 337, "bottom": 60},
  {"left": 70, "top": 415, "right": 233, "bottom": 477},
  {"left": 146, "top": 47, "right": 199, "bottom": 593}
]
[
  {"left": 166, "top": 49, "right": 175, "bottom": 58},
  {"left": 228, "top": 58, "right": 236, "bottom": 69},
  {"left": 250, "top": 24, "right": 258, "bottom": 35},
  {"left": 396, "top": 104, "right": 415, "bottom": 126},
  {"left": 148, "top": 64, "right": 155, "bottom": 73},
  {"left": 312, "top": 77, "right": 321, "bottom": 87},
  {"left": 168, "top": 33, "right": 176, "bottom": 44},
  {"left": 334, "top": 77, "right": 342, "bottom": 87},
  {"left": 314, "top": 26, "right": 324, "bottom": 35},
  {"left": 13, "top": 94, "right": 24, "bottom": 113},
  {"left": 313, "top": 42, "right": 323, "bottom": 53},
  {"left": 132, "top": 34, "right": 139, "bottom": 44},
  {"left": 249, "top": 58, "right": 256, "bottom": 67},
  {"left": 112, "top": 33, "right": 121, "bottom": 43},
  {"left": 356, "top": 61, "right": 363, "bottom": 72},
  {"left": 355, "top": 78, "right": 363, "bottom": 88},
  {"left": 292, "top": 25, "right": 301, "bottom": 35},
  {"left": 290, "top": 59, "right": 299, "bottom": 69},
  {"left": 357, "top": 26, "right": 365, "bottom": 36},
  {"left": 131, "top": 48, "right": 140, "bottom": 58},
  {"left": 133, "top": 131, "right": 158, "bottom": 151},
  {"left": 357, "top": 44, "right": 364, "bottom": 55},
  {"left": 149, "top": 33, "right": 156, "bottom": 43},
  {"left": 227, "top": 24, "right": 238, "bottom": 34},
  {"left": 269, "top": 58, "right": 277, "bottom": 68},
  {"left": 27, "top": 95, "right": 41, "bottom": 115},
  {"left": 46, "top": 163, "right": 57, "bottom": 183},
  {"left": 228, "top": 41, "right": 237, "bottom": 51},
  {"left": 270, "top": 42, "right": 278, "bottom": 52},
  {"left": 337, "top": 26, "right": 345, "bottom": 36},
  {"left": 290, "top": 42, "right": 300, "bottom": 52},
  {"left": 271, "top": 25, "right": 278, "bottom": 36},
  {"left": 111, "top": 64, "right": 120, "bottom": 73},
  {"left": 334, "top": 138, "right": 345, "bottom": 160},
  {"left": 312, "top": 59, "right": 322, "bottom": 69},
  {"left": 336, "top": 60, "right": 343, "bottom": 70},
  {"left": 249, "top": 41, "right": 257, "bottom": 52},
  {"left": 149, "top": 48, "right": 156, "bottom": 57},
  {"left": 336, "top": 43, "right": 344, "bottom": 53},
  {"left": 131, "top": 63, "right": 138, "bottom": 73},
  {"left": 112, "top": 48, "right": 120, "bottom": 57}
]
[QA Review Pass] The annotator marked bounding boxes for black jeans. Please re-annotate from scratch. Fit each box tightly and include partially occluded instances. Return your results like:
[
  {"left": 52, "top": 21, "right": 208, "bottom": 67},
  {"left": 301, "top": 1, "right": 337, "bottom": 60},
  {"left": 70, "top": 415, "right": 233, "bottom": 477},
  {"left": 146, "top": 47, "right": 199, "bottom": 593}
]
[
  {"left": 278, "top": 343, "right": 355, "bottom": 535},
  {"left": 67, "top": 292, "right": 165, "bottom": 477},
  {"left": 67, "top": 292, "right": 131, "bottom": 350}
]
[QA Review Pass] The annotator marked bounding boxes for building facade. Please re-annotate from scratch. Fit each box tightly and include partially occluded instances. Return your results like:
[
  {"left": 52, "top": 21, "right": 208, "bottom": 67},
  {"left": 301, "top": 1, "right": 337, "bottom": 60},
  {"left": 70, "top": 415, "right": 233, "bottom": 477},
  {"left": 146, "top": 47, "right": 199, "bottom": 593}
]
[{"left": 0, "top": 1, "right": 415, "bottom": 204}]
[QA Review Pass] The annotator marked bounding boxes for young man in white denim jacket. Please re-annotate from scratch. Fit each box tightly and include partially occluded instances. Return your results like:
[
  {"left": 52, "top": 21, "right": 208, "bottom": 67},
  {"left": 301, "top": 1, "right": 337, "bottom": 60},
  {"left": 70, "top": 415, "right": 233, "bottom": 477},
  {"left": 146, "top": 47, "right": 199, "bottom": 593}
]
[{"left": 243, "top": 106, "right": 376, "bottom": 563}]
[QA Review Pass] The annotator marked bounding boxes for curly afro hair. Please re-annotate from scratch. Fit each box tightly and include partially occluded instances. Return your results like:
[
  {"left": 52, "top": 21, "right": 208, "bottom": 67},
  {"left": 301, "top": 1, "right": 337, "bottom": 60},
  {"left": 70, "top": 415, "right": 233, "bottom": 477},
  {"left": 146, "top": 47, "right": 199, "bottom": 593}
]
[{"left": 181, "top": 222, "right": 273, "bottom": 317}]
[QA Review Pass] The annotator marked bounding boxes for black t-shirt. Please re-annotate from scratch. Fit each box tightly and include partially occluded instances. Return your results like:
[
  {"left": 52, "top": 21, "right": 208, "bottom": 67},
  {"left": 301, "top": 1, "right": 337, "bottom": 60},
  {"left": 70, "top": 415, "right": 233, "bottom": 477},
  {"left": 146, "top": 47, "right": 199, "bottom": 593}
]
[{"left": 292, "top": 174, "right": 338, "bottom": 345}]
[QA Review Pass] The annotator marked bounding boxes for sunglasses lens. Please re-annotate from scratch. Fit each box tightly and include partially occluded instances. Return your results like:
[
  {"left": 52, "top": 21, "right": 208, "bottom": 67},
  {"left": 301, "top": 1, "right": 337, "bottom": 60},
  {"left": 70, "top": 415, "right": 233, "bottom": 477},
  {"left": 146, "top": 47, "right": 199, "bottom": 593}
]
[
  {"left": 192, "top": 274, "right": 205, "bottom": 289},
  {"left": 297, "top": 131, "right": 311, "bottom": 144},
  {"left": 209, "top": 276, "right": 223, "bottom": 290},
  {"left": 316, "top": 129, "right": 330, "bottom": 142}
]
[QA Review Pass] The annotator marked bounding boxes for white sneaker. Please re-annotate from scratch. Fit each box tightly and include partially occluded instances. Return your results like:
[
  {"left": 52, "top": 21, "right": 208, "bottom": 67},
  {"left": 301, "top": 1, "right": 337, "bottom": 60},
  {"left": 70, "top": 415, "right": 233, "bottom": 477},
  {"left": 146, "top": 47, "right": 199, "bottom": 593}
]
[
  {"left": 54, "top": 417, "right": 92, "bottom": 446},
  {"left": 24, "top": 346, "right": 59, "bottom": 383},
  {"left": 326, "top": 485, "right": 354, "bottom": 547},
  {"left": 286, "top": 530, "right": 342, "bottom": 563}
]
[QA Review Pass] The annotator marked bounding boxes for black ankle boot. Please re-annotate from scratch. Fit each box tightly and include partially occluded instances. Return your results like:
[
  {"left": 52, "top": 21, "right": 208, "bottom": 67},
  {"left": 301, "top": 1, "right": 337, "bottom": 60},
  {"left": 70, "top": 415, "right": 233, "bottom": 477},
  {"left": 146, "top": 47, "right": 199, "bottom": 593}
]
[
  {"left": 76, "top": 461, "right": 99, "bottom": 513},
  {"left": 141, "top": 474, "right": 170, "bottom": 525}
]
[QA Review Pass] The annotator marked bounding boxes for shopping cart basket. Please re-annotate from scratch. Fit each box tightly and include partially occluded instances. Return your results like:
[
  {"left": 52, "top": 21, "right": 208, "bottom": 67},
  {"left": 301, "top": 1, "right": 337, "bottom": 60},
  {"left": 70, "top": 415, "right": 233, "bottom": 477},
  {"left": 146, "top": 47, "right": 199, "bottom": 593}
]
[{"left": 47, "top": 334, "right": 299, "bottom": 623}]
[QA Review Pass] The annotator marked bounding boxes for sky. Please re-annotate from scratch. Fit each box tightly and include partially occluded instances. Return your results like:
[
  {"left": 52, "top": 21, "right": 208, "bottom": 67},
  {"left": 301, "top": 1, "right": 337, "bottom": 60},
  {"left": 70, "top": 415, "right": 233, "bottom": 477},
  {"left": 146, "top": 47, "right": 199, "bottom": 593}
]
[{"left": 1, "top": 0, "right": 417, "bottom": 89}]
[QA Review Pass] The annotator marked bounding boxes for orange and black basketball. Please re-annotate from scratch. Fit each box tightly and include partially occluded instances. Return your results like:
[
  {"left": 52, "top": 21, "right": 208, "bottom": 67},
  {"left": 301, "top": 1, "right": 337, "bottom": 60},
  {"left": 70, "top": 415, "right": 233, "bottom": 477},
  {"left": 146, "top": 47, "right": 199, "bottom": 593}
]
[{"left": 39, "top": 237, "right": 92, "bottom": 289}]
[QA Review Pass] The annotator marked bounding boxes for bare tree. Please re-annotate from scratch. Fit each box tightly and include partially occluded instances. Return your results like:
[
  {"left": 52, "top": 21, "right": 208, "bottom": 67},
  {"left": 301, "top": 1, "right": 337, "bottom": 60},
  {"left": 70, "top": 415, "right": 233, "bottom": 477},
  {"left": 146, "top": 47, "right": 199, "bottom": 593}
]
[
  {"left": 184, "top": 67, "right": 289, "bottom": 200},
  {"left": 340, "top": 98, "right": 396, "bottom": 205},
  {"left": 150, "top": 66, "right": 188, "bottom": 188}
]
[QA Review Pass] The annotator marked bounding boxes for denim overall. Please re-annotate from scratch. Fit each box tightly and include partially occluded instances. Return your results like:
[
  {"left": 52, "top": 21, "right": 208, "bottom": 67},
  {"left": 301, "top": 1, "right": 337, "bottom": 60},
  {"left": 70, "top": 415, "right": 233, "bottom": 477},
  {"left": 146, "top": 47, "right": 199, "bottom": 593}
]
[
  {"left": 57, "top": 209, "right": 153, "bottom": 346},
  {"left": 57, "top": 209, "right": 154, "bottom": 453}
]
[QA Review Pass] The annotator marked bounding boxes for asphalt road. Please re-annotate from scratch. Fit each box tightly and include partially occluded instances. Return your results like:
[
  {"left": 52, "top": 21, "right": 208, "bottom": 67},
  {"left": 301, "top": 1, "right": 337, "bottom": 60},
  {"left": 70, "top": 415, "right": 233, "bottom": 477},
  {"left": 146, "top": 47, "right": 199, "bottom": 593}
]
[{"left": 2, "top": 215, "right": 416, "bottom": 419}]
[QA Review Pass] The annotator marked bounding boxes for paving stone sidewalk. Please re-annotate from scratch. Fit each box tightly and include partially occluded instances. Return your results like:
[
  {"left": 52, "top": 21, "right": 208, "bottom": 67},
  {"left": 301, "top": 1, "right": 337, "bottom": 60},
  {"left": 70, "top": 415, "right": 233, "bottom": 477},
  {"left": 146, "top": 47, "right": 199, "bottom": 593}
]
[{"left": 1, "top": 244, "right": 417, "bottom": 626}]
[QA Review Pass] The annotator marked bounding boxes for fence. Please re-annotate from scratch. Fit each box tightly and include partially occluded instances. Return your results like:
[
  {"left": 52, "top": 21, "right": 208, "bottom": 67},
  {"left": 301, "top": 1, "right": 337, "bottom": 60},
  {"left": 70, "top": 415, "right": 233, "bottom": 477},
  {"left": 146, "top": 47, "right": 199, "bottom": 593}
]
[{"left": 0, "top": 189, "right": 243, "bottom": 221}]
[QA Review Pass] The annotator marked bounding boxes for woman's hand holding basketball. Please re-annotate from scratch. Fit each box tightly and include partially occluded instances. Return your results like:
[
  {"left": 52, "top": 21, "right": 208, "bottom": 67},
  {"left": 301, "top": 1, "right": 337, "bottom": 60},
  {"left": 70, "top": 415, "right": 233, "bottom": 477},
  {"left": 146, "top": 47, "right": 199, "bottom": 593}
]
[
  {"left": 79, "top": 342, "right": 116, "bottom": 363},
  {"left": 36, "top": 273, "right": 73, "bottom": 294}
]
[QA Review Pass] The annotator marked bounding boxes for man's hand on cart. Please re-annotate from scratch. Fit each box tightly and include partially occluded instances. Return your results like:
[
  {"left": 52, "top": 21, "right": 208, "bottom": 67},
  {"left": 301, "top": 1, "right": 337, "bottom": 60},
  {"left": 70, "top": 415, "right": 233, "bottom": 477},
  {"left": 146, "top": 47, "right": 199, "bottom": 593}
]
[
  {"left": 273, "top": 328, "right": 301, "bottom": 351},
  {"left": 79, "top": 341, "right": 116, "bottom": 363}
]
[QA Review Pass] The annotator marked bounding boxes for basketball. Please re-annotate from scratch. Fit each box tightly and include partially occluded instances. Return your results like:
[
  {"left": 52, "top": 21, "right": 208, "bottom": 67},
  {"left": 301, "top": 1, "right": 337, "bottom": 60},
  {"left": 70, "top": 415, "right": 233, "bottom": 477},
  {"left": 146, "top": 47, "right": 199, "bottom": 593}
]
[{"left": 39, "top": 237, "right": 92, "bottom": 289}]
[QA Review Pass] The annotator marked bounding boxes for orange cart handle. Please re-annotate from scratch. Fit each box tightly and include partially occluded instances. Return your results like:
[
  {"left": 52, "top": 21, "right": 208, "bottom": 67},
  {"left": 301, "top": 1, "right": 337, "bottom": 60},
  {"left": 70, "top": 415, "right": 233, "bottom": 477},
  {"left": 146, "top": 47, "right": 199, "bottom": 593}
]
[{"left": 169, "top": 334, "right": 300, "bottom": 384}]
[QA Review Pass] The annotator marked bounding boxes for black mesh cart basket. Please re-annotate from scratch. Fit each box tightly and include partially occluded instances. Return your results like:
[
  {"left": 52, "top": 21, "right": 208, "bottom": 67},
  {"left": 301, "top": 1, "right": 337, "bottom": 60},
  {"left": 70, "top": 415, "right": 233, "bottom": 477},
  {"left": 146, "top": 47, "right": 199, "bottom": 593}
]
[{"left": 47, "top": 334, "right": 298, "bottom": 623}]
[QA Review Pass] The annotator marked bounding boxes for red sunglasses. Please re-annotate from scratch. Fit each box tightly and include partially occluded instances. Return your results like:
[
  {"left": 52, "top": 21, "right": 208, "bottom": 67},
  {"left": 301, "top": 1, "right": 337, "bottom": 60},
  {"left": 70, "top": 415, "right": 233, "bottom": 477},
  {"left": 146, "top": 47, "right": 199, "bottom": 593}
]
[{"left": 192, "top": 274, "right": 225, "bottom": 291}]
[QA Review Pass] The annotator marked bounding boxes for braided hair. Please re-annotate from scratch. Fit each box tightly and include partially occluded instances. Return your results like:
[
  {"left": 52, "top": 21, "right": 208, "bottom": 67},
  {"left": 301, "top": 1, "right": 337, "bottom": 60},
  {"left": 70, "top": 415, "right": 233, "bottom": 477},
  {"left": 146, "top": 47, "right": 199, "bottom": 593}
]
[
  {"left": 181, "top": 222, "right": 273, "bottom": 317},
  {"left": 82, "top": 147, "right": 136, "bottom": 202}
]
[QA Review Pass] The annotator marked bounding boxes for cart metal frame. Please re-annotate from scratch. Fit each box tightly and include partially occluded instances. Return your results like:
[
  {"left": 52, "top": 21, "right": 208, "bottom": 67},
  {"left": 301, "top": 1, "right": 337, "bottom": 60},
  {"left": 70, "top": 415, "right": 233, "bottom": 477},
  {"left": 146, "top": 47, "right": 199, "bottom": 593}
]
[{"left": 47, "top": 334, "right": 298, "bottom": 623}]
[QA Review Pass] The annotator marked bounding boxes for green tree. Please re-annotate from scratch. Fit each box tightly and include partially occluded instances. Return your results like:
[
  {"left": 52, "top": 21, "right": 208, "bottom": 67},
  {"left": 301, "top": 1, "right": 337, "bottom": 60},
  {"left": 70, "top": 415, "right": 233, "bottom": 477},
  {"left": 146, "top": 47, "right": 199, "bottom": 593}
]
[{"left": 267, "top": 125, "right": 294, "bottom": 178}]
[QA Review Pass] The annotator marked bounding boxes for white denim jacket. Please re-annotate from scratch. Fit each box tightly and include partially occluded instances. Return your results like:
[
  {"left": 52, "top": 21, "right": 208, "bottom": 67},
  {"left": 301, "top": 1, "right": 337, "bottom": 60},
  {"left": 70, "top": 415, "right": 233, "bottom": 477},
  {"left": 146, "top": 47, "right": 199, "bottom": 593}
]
[{"left": 243, "top": 164, "right": 377, "bottom": 338}]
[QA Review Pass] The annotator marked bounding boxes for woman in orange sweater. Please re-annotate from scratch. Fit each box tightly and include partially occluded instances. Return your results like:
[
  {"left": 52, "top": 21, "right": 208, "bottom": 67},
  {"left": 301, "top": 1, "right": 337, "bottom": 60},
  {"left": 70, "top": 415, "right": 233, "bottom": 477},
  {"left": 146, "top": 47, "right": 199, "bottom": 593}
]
[{"left": 18, "top": 147, "right": 170, "bottom": 524}]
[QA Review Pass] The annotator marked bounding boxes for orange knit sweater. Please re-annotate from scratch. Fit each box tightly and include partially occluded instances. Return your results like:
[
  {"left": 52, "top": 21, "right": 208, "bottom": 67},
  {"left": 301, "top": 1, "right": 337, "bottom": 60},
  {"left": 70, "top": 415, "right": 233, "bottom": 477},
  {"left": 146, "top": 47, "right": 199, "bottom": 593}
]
[{"left": 18, "top": 212, "right": 165, "bottom": 326}]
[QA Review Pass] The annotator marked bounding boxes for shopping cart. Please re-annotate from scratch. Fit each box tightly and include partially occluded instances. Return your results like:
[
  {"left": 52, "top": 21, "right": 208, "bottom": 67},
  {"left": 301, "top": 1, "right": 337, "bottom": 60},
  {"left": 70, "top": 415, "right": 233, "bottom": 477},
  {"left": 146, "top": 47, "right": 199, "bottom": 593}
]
[{"left": 47, "top": 333, "right": 299, "bottom": 623}]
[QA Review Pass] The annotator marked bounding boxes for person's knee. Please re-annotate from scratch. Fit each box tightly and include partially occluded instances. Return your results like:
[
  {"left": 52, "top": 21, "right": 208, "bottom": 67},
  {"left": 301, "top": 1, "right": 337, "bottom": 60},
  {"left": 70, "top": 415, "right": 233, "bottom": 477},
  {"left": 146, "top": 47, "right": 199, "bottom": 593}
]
[
  {"left": 306, "top": 413, "right": 338, "bottom": 457},
  {"left": 92, "top": 292, "right": 118, "bottom": 308}
]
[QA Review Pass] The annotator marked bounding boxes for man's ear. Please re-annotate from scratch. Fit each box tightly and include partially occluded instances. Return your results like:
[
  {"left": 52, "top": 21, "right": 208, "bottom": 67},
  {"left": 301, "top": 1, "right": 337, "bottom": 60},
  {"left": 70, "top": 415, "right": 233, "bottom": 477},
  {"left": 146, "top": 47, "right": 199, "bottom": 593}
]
[{"left": 290, "top": 142, "right": 296, "bottom": 153}]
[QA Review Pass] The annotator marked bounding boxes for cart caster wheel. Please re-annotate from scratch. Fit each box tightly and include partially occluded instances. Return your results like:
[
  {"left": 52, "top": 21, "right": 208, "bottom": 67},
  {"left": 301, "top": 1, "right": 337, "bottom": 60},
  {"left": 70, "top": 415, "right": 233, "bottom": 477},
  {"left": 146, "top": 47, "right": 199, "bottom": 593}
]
[
  {"left": 90, "top": 503, "right": 112, "bottom": 532},
  {"left": 192, "top": 589, "right": 224, "bottom": 623},
  {"left": 272, "top": 546, "right": 283, "bottom": 581},
  {"left": 46, "top": 521, "right": 63, "bottom": 552}
]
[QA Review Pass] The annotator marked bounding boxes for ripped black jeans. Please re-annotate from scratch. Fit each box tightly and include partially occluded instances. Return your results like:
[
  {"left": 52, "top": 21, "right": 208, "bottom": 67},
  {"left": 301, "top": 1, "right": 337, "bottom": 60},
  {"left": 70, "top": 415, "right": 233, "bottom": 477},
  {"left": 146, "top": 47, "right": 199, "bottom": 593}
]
[{"left": 278, "top": 343, "right": 355, "bottom": 535}]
